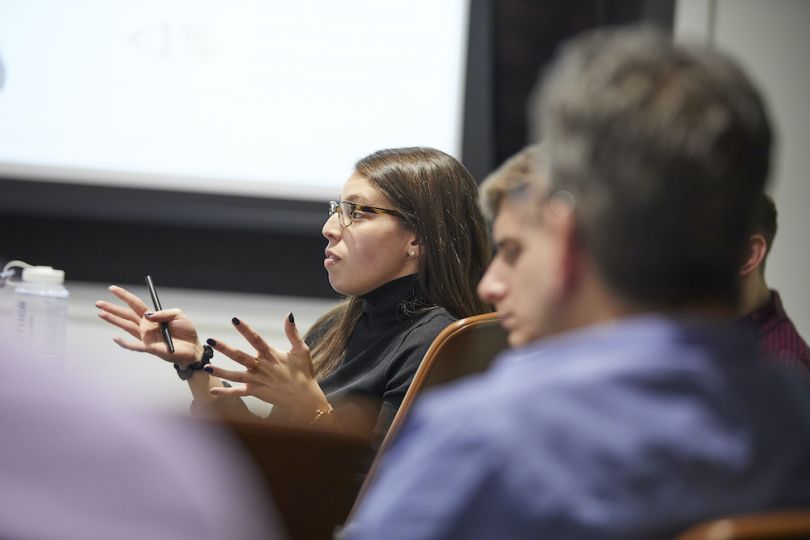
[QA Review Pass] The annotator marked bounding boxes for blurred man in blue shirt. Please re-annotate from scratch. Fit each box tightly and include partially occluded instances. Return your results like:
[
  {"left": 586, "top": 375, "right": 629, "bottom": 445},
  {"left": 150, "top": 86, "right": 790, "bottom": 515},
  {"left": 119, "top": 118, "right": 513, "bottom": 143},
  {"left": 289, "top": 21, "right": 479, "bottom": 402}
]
[{"left": 345, "top": 28, "right": 810, "bottom": 540}]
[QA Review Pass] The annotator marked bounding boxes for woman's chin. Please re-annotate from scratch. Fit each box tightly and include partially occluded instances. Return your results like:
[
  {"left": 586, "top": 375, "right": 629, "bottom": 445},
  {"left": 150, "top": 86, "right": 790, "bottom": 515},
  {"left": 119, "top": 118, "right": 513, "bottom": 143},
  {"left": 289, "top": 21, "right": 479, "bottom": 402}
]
[
  {"left": 329, "top": 279, "right": 371, "bottom": 298},
  {"left": 327, "top": 277, "right": 350, "bottom": 297}
]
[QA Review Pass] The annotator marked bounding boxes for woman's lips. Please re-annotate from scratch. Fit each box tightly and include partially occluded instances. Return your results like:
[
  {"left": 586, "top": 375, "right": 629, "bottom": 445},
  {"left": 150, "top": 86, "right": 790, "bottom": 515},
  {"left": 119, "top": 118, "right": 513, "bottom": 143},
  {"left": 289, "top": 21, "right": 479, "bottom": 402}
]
[{"left": 324, "top": 250, "right": 340, "bottom": 268}]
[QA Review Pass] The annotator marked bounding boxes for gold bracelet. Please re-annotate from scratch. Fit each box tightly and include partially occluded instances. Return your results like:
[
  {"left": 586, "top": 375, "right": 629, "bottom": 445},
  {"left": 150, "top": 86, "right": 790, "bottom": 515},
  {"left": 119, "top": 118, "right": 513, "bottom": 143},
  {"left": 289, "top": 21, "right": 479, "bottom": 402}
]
[{"left": 309, "top": 405, "right": 335, "bottom": 425}]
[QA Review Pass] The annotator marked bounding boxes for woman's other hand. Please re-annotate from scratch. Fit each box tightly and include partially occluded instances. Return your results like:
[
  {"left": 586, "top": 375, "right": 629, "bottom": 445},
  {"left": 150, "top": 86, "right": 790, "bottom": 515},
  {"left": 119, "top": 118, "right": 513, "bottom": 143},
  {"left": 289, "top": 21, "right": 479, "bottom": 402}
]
[
  {"left": 205, "top": 314, "right": 330, "bottom": 421},
  {"left": 96, "top": 285, "right": 203, "bottom": 366}
]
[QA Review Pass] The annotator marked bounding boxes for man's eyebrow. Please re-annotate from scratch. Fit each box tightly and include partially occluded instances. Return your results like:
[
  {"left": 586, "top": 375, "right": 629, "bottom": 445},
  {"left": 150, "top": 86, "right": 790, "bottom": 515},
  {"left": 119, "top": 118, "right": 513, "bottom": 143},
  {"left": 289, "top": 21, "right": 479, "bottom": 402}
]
[{"left": 494, "top": 237, "right": 520, "bottom": 250}]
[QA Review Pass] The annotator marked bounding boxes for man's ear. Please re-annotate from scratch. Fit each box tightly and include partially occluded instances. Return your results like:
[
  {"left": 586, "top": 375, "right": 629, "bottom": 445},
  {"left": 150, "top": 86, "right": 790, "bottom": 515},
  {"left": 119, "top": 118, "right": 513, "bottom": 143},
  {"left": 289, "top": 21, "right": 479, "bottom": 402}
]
[
  {"left": 739, "top": 234, "right": 768, "bottom": 277},
  {"left": 545, "top": 193, "right": 579, "bottom": 295}
]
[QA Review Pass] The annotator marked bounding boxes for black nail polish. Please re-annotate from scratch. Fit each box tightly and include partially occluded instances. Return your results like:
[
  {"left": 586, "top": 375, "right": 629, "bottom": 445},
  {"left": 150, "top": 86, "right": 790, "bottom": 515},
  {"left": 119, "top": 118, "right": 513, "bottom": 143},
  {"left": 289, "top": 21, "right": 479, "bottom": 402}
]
[
  {"left": 144, "top": 311, "right": 154, "bottom": 318},
  {"left": 288, "top": 312, "right": 295, "bottom": 324},
  {"left": 206, "top": 338, "right": 217, "bottom": 347},
  {"left": 203, "top": 366, "right": 214, "bottom": 373},
  {"left": 232, "top": 317, "right": 240, "bottom": 326}
]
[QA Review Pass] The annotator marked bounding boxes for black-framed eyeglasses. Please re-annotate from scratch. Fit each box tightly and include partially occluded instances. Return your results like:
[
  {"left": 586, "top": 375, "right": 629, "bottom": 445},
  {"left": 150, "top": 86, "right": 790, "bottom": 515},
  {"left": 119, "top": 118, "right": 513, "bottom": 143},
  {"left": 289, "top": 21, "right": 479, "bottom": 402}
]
[{"left": 328, "top": 200, "right": 405, "bottom": 228}]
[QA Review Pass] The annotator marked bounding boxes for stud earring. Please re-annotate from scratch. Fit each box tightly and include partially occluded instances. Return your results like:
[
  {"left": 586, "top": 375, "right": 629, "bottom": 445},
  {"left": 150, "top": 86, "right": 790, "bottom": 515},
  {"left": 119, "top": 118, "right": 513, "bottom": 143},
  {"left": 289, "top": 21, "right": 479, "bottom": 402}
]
[{"left": 409, "top": 251, "right": 415, "bottom": 257}]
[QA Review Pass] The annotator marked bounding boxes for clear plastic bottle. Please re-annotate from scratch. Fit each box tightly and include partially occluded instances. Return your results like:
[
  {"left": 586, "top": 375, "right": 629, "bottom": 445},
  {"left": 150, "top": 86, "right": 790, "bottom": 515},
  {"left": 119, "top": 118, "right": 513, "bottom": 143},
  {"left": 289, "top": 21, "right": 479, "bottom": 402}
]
[{"left": 14, "top": 266, "right": 69, "bottom": 367}]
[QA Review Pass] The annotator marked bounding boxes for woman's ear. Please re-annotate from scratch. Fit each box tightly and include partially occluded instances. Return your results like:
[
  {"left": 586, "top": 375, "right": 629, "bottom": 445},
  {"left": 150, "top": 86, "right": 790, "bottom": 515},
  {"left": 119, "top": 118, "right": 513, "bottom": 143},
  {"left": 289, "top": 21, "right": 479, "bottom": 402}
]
[
  {"left": 739, "top": 234, "right": 768, "bottom": 277},
  {"left": 407, "top": 238, "right": 422, "bottom": 259}
]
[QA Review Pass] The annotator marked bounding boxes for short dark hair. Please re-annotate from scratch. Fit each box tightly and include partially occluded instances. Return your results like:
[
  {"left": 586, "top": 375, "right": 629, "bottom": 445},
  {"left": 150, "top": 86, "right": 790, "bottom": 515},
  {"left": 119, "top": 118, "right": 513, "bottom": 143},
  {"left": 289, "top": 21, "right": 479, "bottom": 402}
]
[
  {"left": 751, "top": 192, "right": 778, "bottom": 257},
  {"left": 537, "top": 28, "right": 773, "bottom": 307}
]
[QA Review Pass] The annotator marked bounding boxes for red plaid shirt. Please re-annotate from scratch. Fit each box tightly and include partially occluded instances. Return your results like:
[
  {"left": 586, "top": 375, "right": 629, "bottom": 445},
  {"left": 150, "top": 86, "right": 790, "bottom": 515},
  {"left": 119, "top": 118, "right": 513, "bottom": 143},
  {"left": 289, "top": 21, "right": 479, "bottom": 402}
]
[{"left": 738, "top": 290, "right": 810, "bottom": 379}]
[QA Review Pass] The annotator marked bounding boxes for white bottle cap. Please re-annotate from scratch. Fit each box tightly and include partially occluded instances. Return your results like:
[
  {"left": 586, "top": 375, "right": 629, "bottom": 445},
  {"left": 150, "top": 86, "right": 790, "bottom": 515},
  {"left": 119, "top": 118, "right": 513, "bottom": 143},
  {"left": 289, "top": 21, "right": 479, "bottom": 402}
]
[{"left": 22, "top": 266, "right": 65, "bottom": 284}]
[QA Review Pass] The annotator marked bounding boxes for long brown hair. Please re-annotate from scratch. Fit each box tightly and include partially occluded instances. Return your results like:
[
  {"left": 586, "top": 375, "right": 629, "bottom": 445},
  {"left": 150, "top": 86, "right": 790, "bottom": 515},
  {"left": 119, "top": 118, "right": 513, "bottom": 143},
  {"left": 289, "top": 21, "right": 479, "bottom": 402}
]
[{"left": 307, "top": 147, "right": 491, "bottom": 379}]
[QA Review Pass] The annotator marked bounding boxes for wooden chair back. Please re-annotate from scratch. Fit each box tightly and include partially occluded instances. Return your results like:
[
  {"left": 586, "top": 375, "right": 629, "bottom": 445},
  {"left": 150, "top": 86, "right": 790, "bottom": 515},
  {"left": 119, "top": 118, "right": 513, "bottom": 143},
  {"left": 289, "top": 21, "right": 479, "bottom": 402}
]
[
  {"left": 350, "top": 312, "right": 508, "bottom": 516},
  {"left": 675, "top": 510, "right": 810, "bottom": 540},
  {"left": 216, "top": 418, "right": 370, "bottom": 540}
]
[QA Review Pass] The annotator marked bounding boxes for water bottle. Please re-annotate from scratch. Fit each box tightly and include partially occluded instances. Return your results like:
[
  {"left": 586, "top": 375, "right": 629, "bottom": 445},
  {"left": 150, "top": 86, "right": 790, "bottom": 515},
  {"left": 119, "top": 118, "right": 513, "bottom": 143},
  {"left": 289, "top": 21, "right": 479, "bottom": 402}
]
[{"left": 13, "top": 265, "right": 70, "bottom": 367}]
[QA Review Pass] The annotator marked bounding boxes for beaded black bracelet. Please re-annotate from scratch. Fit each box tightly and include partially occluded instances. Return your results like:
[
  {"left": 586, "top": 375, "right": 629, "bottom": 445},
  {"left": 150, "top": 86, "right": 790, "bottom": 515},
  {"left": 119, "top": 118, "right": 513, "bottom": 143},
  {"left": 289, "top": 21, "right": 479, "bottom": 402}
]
[{"left": 174, "top": 344, "right": 214, "bottom": 381}]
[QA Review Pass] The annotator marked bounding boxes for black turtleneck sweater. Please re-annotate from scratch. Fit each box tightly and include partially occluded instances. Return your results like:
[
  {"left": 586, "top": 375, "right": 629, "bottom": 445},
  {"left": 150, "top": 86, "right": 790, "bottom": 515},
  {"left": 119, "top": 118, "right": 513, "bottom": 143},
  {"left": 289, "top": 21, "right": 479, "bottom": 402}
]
[{"left": 313, "top": 274, "right": 455, "bottom": 451}]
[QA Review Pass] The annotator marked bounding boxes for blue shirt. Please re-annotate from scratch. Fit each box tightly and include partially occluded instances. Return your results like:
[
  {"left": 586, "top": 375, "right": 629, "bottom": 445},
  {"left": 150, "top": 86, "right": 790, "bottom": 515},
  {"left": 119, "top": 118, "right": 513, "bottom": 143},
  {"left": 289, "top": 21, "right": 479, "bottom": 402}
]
[{"left": 345, "top": 315, "right": 810, "bottom": 539}]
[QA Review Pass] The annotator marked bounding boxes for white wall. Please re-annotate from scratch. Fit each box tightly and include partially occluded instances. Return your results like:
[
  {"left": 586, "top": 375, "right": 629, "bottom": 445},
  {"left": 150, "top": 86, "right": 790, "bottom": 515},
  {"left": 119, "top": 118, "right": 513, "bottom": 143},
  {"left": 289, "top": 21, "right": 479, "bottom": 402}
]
[{"left": 676, "top": 0, "right": 810, "bottom": 337}]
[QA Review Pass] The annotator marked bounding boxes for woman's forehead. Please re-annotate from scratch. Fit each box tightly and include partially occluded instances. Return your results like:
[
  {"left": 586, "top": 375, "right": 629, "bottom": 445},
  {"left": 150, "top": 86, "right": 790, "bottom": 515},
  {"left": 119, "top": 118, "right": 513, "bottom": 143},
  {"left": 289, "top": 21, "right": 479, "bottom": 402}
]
[{"left": 341, "top": 173, "right": 387, "bottom": 205}]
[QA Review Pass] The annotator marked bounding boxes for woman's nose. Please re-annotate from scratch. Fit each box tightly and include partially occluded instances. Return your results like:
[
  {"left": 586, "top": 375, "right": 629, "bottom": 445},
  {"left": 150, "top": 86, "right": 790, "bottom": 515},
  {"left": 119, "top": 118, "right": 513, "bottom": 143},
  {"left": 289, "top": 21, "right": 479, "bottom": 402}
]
[{"left": 322, "top": 211, "right": 341, "bottom": 240}]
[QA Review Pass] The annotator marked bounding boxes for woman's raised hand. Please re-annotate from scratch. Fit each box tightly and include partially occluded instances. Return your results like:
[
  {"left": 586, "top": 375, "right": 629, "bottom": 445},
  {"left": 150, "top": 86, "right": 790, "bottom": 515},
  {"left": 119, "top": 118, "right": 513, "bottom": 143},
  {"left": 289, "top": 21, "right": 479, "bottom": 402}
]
[
  {"left": 205, "top": 314, "right": 330, "bottom": 419},
  {"left": 96, "top": 285, "right": 203, "bottom": 366}
]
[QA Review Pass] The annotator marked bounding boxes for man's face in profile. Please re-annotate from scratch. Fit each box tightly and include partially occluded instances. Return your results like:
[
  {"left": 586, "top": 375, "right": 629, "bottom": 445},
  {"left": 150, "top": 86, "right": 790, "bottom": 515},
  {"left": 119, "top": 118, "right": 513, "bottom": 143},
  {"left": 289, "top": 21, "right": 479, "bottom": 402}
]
[{"left": 478, "top": 196, "right": 558, "bottom": 347}]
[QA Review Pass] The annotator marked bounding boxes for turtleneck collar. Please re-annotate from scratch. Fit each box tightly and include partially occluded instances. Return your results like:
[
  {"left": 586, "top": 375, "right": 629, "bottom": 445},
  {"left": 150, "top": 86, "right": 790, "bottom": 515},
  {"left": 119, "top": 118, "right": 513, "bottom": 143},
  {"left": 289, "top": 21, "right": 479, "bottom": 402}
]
[{"left": 359, "top": 274, "right": 425, "bottom": 330}]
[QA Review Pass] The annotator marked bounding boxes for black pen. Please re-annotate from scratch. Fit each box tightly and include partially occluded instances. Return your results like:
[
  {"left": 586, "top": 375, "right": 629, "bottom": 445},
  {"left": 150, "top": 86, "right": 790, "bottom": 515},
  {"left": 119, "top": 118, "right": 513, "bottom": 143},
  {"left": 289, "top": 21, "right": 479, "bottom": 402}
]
[{"left": 145, "top": 275, "right": 175, "bottom": 354}]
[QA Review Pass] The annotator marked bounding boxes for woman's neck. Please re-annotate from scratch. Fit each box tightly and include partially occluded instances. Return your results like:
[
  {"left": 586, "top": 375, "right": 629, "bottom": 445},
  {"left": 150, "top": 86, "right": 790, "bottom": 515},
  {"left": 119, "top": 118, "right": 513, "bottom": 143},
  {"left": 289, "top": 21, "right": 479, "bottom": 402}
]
[{"left": 359, "top": 274, "right": 421, "bottom": 327}]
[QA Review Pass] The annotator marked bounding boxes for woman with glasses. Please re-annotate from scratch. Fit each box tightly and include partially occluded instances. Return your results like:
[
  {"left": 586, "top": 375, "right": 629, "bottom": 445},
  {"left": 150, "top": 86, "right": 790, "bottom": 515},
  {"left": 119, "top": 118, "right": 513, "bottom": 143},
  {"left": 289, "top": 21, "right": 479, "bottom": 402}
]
[{"left": 97, "top": 147, "right": 490, "bottom": 447}]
